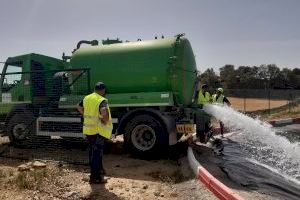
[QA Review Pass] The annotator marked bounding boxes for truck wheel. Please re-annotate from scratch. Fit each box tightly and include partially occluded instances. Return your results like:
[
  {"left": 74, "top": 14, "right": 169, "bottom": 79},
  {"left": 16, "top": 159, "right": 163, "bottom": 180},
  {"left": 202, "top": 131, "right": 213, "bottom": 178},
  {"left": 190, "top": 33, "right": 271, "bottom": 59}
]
[
  {"left": 7, "top": 112, "right": 35, "bottom": 147},
  {"left": 124, "top": 114, "right": 168, "bottom": 158}
]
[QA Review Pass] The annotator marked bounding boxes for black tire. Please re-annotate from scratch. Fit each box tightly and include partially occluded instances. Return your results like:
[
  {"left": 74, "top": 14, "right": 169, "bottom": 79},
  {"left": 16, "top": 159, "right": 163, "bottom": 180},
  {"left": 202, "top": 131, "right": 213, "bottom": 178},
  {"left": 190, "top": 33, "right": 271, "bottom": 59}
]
[
  {"left": 123, "top": 114, "right": 168, "bottom": 158},
  {"left": 7, "top": 111, "right": 36, "bottom": 147}
]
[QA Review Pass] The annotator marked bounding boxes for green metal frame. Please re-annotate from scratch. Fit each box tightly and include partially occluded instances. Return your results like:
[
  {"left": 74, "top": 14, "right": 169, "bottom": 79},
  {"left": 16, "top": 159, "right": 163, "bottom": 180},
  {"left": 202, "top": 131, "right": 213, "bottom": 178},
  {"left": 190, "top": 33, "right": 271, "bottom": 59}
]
[{"left": 0, "top": 67, "right": 90, "bottom": 115}]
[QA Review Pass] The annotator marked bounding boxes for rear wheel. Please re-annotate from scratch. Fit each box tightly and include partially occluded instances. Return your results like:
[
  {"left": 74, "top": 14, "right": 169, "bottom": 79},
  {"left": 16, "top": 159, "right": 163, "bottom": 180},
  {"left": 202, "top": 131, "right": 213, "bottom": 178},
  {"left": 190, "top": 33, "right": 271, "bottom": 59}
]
[
  {"left": 124, "top": 114, "right": 168, "bottom": 158},
  {"left": 7, "top": 112, "right": 36, "bottom": 146}
]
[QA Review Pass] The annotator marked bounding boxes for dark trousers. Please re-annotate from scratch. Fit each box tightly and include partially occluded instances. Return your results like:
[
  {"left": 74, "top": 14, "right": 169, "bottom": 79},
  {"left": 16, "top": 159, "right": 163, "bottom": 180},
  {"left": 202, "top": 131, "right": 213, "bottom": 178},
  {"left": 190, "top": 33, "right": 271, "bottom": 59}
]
[
  {"left": 220, "top": 121, "right": 224, "bottom": 136},
  {"left": 86, "top": 134, "right": 105, "bottom": 180},
  {"left": 195, "top": 113, "right": 211, "bottom": 143}
]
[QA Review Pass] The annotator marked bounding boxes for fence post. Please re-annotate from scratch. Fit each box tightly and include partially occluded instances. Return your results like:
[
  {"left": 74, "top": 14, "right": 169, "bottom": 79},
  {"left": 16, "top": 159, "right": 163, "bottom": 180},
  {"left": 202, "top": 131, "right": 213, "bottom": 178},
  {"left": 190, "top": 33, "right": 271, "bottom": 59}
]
[
  {"left": 244, "top": 89, "right": 246, "bottom": 113},
  {"left": 289, "top": 91, "right": 292, "bottom": 113},
  {"left": 268, "top": 89, "right": 271, "bottom": 115}
]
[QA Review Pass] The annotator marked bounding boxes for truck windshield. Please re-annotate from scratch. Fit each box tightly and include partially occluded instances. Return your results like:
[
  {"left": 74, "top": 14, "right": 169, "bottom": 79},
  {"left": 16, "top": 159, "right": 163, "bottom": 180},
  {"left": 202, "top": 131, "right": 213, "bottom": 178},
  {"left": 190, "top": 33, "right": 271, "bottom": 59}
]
[{"left": 1, "top": 63, "right": 22, "bottom": 92}]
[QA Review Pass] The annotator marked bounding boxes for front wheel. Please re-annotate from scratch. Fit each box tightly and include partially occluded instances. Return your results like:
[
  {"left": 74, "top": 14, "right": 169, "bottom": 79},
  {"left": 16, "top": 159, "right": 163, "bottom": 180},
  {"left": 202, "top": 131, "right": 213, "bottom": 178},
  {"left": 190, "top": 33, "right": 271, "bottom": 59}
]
[
  {"left": 124, "top": 114, "right": 168, "bottom": 158},
  {"left": 7, "top": 112, "right": 35, "bottom": 147}
]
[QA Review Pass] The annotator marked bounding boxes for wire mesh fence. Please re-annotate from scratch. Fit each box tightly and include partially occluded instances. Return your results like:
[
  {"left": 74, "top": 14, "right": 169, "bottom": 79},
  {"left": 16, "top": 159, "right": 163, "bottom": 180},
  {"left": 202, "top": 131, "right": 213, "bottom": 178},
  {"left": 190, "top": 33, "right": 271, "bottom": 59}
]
[
  {"left": 225, "top": 89, "right": 300, "bottom": 114},
  {"left": 0, "top": 68, "right": 92, "bottom": 164},
  {"left": 0, "top": 66, "right": 299, "bottom": 165}
]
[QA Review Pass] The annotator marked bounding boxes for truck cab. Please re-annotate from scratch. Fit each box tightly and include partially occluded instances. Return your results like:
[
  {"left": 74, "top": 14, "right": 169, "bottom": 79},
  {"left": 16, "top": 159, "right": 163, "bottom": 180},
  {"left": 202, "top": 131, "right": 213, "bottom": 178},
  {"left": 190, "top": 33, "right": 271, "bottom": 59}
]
[{"left": 0, "top": 54, "right": 70, "bottom": 144}]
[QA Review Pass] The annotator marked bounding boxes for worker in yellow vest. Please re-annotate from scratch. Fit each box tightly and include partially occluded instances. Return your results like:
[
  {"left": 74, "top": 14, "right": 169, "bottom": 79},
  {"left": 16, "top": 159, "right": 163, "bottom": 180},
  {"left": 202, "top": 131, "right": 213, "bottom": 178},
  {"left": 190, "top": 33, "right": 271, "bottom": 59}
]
[
  {"left": 193, "top": 84, "right": 212, "bottom": 143},
  {"left": 197, "top": 84, "right": 211, "bottom": 105},
  {"left": 212, "top": 88, "right": 231, "bottom": 137},
  {"left": 77, "top": 82, "right": 113, "bottom": 184}
]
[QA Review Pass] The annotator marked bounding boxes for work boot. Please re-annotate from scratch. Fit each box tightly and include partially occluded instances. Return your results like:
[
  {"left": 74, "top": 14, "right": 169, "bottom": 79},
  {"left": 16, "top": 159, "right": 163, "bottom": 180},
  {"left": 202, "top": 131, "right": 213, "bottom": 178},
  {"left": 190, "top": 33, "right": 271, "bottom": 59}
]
[
  {"left": 100, "top": 168, "right": 106, "bottom": 175},
  {"left": 220, "top": 130, "right": 224, "bottom": 138},
  {"left": 89, "top": 176, "right": 108, "bottom": 184}
]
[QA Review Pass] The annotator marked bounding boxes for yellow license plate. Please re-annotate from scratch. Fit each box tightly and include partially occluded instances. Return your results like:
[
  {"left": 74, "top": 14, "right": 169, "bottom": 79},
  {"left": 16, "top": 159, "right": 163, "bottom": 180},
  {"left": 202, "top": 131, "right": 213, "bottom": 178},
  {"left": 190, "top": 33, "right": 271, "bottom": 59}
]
[
  {"left": 176, "top": 124, "right": 185, "bottom": 133},
  {"left": 176, "top": 124, "right": 195, "bottom": 133},
  {"left": 184, "top": 124, "right": 195, "bottom": 133}
]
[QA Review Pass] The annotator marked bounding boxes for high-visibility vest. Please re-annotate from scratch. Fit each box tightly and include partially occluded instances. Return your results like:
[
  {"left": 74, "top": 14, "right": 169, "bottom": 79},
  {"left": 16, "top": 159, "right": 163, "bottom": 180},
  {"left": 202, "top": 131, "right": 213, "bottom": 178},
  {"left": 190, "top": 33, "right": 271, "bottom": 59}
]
[
  {"left": 83, "top": 92, "right": 113, "bottom": 139},
  {"left": 212, "top": 94, "right": 224, "bottom": 104},
  {"left": 198, "top": 90, "right": 211, "bottom": 105}
]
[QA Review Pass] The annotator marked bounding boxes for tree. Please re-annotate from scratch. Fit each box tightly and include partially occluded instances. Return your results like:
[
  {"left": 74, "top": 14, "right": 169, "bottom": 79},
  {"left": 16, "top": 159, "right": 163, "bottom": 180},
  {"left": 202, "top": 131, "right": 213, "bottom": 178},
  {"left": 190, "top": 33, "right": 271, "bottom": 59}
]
[
  {"left": 288, "top": 69, "right": 300, "bottom": 88},
  {"left": 257, "top": 64, "right": 281, "bottom": 89},
  {"left": 206, "top": 65, "right": 299, "bottom": 90},
  {"left": 293, "top": 68, "right": 300, "bottom": 75},
  {"left": 235, "top": 66, "right": 259, "bottom": 88},
  {"left": 219, "top": 65, "right": 237, "bottom": 89},
  {"left": 291, "top": 68, "right": 300, "bottom": 89},
  {"left": 200, "top": 68, "right": 220, "bottom": 90}
]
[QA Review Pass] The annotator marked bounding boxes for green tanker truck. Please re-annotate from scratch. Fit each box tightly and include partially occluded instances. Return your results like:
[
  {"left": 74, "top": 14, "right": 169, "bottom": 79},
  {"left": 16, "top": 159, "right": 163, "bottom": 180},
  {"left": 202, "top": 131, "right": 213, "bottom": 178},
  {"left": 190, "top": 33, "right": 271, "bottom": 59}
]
[{"left": 0, "top": 34, "right": 210, "bottom": 157}]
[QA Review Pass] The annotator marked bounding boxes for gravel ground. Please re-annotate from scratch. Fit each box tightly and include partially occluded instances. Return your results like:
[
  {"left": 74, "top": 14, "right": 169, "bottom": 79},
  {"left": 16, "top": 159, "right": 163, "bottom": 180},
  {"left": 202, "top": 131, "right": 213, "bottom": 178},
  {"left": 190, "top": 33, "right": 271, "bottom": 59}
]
[{"left": 0, "top": 138, "right": 217, "bottom": 200}]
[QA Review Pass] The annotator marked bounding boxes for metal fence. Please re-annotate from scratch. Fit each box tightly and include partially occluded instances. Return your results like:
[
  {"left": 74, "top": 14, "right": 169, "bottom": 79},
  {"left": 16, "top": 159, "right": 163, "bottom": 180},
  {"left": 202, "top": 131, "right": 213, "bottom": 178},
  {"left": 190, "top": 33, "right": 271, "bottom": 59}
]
[
  {"left": 0, "top": 68, "right": 92, "bottom": 164},
  {"left": 0, "top": 72, "right": 299, "bottom": 165},
  {"left": 224, "top": 89, "right": 300, "bottom": 114}
]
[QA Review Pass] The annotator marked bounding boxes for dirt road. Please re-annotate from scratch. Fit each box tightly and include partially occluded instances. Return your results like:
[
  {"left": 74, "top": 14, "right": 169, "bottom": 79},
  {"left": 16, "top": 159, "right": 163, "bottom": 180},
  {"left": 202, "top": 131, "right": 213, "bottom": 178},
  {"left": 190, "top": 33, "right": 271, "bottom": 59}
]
[{"left": 228, "top": 97, "right": 288, "bottom": 111}]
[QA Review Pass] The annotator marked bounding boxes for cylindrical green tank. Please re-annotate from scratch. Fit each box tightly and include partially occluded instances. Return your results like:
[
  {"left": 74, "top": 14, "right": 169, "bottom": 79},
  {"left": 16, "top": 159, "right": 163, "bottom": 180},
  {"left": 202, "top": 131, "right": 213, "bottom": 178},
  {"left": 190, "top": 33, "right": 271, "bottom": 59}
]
[{"left": 70, "top": 36, "right": 197, "bottom": 105}]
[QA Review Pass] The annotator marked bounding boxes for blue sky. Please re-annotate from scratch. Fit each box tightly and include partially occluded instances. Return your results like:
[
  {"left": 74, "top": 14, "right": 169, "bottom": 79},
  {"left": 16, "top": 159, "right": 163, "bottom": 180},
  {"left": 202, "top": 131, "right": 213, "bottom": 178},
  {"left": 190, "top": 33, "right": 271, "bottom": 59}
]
[{"left": 0, "top": 0, "right": 299, "bottom": 72}]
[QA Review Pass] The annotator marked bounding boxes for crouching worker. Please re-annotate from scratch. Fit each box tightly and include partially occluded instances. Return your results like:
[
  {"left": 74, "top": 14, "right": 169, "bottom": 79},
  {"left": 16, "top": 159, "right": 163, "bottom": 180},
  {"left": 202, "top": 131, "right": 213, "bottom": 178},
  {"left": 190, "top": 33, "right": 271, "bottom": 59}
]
[
  {"left": 77, "top": 82, "right": 113, "bottom": 184},
  {"left": 212, "top": 88, "right": 231, "bottom": 137}
]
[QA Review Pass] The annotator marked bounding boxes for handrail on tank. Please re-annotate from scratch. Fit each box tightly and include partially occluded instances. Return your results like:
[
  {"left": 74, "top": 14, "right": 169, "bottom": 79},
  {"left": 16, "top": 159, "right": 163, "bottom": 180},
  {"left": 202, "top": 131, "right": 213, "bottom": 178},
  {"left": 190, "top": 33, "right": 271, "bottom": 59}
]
[{"left": 0, "top": 68, "right": 90, "bottom": 76}]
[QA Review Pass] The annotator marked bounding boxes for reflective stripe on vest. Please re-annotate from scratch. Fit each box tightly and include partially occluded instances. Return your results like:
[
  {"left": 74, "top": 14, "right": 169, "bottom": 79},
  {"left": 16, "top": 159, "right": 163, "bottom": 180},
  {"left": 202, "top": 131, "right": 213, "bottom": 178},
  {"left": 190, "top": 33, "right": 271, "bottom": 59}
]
[
  {"left": 83, "top": 92, "right": 113, "bottom": 139},
  {"left": 212, "top": 94, "right": 224, "bottom": 104},
  {"left": 198, "top": 90, "right": 211, "bottom": 105},
  {"left": 83, "top": 115, "right": 99, "bottom": 119}
]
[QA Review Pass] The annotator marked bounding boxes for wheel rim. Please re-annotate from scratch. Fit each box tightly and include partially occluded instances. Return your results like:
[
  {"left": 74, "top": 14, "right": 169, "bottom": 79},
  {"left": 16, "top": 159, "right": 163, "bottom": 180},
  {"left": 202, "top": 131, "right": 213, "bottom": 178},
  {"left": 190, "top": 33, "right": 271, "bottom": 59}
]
[
  {"left": 131, "top": 124, "right": 156, "bottom": 151},
  {"left": 13, "top": 123, "right": 29, "bottom": 140}
]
